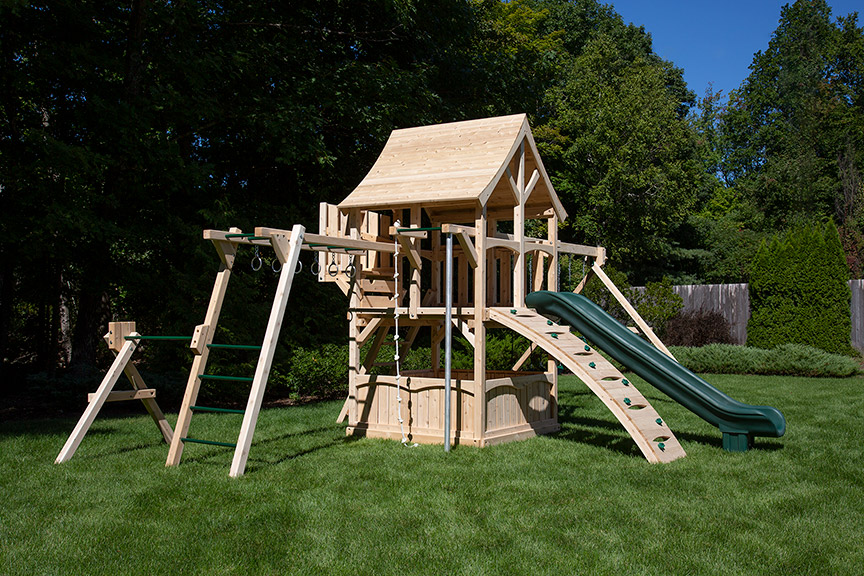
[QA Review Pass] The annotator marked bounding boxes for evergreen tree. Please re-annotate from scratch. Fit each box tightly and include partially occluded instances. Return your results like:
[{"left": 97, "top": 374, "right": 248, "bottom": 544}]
[{"left": 748, "top": 220, "right": 851, "bottom": 354}]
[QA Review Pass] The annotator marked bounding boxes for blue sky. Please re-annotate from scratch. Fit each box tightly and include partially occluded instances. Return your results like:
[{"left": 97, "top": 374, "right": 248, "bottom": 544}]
[{"left": 609, "top": 1, "right": 861, "bottom": 100}]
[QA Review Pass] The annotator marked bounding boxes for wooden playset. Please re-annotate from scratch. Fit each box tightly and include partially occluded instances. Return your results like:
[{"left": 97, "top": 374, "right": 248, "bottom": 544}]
[{"left": 57, "top": 114, "right": 696, "bottom": 475}]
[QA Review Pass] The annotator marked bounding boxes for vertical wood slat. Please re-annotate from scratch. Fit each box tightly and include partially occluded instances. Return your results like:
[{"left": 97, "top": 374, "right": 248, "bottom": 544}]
[{"left": 850, "top": 280, "right": 864, "bottom": 352}]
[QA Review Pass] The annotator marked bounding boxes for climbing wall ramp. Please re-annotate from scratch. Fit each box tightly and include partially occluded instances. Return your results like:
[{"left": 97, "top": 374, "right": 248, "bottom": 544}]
[{"left": 488, "top": 308, "right": 686, "bottom": 464}]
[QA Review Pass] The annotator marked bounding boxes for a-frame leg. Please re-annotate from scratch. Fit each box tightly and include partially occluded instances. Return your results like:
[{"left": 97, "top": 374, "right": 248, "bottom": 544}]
[
  {"left": 55, "top": 336, "right": 140, "bottom": 463},
  {"left": 230, "top": 224, "right": 305, "bottom": 477}
]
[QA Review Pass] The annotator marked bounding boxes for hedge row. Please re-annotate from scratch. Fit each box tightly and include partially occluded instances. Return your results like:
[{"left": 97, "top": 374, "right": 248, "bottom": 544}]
[{"left": 670, "top": 343, "right": 861, "bottom": 378}]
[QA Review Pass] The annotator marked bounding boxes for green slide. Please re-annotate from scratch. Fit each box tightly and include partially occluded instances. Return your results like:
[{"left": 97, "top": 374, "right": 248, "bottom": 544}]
[{"left": 525, "top": 291, "right": 786, "bottom": 451}]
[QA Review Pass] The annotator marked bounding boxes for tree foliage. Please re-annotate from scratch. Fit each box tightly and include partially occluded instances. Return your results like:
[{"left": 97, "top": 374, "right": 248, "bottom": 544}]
[
  {"left": 5, "top": 0, "right": 860, "bottom": 382},
  {"left": 748, "top": 220, "right": 851, "bottom": 355},
  {"left": 721, "top": 1, "right": 864, "bottom": 232},
  {"left": 532, "top": 1, "right": 703, "bottom": 282}
]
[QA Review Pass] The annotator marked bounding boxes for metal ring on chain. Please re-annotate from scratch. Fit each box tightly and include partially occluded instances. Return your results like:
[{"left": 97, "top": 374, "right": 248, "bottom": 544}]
[
  {"left": 294, "top": 260, "right": 302, "bottom": 275},
  {"left": 251, "top": 254, "right": 263, "bottom": 272},
  {"left": 311, "top": 259, "right": 321, "bottom": 275},
  {"left": 328, "top": 262, "right": 339, "bottom": 277},
  {"left": 271, "top": 259, "right": 282, "bottom": 273}
]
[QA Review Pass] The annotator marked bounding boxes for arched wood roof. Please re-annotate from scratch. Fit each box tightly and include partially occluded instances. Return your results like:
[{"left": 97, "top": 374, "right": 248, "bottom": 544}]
[{"left": 338, "top": 114, "right": 567, "bottom": 222}]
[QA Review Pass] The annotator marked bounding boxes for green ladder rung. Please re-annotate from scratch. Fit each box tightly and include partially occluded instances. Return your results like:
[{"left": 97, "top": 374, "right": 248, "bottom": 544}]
[
  {"left": 190, "top": 405, "right": 246, "bottom": 415},
  {"left": 199, "top": 374, "right": 254, "bottom": 383},
  {"left": 181, "top": 437, "right": 237, "bottom": 448},
  {"left": 207, "top": 343, "right": 262, "bottom": 350},
  {"left": 125, "top": 335, "right": 191, "bottom": 341}
]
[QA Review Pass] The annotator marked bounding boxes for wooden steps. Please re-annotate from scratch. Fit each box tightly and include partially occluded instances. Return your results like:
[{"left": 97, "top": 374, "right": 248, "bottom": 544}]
[{"left": 488, "top": 307, "right": 686, "bottom": 463}]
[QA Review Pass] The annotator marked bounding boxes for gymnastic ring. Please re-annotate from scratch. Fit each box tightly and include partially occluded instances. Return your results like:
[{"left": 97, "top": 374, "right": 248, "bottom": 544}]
[
  {"left": 251, "top": 255, "right": 263, "bottom": 272},
  {"left": 345, "top": 264, "right": 356, "bottom": 279},
  {"left": 328, "top": 262, "right": 339, "bottom": 277},
  {"left": 294, "top": 260, "right": 302, "bottom": 275},
  {"left": 271, "top": 259, "right": 283, "bottom": 273},
  {"left": 311, "top": 259, "right": 321, "bottom": 275}
]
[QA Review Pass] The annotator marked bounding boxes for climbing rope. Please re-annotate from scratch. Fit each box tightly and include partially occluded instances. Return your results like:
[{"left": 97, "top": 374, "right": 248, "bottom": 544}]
[{"left": 392, "top": 222, "right": 417, "bottom": 447}]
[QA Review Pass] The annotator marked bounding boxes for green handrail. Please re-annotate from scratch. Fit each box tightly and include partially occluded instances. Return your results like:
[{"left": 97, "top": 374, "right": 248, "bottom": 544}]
[
  {"left": 181, "top": 437, "right": 237, "bottom": 448},
  {"left": 199, "top": 374, "right": 254, "bottom": 383},
  {"left": 190, "top": 405, "right": 246, "bottom": 415},
  {"left": 124, "top": 335, "right": 191, "bottom": 341},
  {"left": 207, "top": 344, "right": 262, "bottom": 350}
]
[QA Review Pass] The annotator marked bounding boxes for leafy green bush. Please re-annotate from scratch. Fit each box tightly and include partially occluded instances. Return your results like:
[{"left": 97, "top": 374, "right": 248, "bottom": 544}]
[
  {"left": 670, "top": 344, "right": 861, "bottom": 377},
  {"left": 268, "top": 344, "right": 348, "bottom": 399},
  {"left": 748, "top": 220, "right": 852, "bottom": 355}
]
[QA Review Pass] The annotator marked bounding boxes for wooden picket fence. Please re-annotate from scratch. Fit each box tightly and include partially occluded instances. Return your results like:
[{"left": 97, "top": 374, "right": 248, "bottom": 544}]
[{"left": 645, "top": 281, "right": 864, "bottom": 350}]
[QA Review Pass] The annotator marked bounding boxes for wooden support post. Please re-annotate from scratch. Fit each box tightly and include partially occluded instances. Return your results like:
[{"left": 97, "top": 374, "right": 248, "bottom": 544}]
[
  {"left": 230, "top": 224, "right": 305, "bottom": 477},
  {"left": 547, "top": 213, "right": 559, "bottom": 419},
  {"left": 409, "top": 206, "right": 421, "bottom": 319},
  {"left": 166, "top": 229, "right": 239, "bottom": 468},
  {"left": 344, "top": 210, "right": 362, "bottom": 427},
  {"left": 486, "top": 219, "right": 497, "bottom": 306},
  {"left": 513, "top": 142, "right": 527, "bottom": 307},
  {"left": 532, "top": 252, "right": 545, "bottom": 292},
  {"left": 474, "top": 205, "right": 487, "bottom": 445}
]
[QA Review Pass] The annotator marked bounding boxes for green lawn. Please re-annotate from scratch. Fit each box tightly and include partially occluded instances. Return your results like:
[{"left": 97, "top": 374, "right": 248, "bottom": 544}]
[{"left": 2, "top": 374, "right": 863, "bottom": 575}]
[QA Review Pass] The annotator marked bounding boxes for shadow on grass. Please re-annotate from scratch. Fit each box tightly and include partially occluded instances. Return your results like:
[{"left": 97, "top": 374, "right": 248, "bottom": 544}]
[
  {"left": 558, "top": 388, "right": 785, "bottom": 455},
  {"left": 178, "top": 424, "right": 354, "bottom": 473}
]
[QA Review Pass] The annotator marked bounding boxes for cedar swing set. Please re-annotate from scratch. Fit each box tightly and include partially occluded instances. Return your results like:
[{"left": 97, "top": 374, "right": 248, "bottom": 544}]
[{"left": 56, "top": 113, "right": 784, "bottom": 476}]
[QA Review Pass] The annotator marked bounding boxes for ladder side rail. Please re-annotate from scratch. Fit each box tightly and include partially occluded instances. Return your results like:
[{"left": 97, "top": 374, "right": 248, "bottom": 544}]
[{"left": 166, "top": 233, "right": 239, "bottom": 467}]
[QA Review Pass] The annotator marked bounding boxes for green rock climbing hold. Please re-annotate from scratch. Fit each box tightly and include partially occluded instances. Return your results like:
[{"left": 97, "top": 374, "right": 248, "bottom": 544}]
[
  {"left": 510, "top": 309, "right": 517, "bottom": 314},
  {"left": 656, "top": 418, "right": 663, "bottom": 426},
  {"left": 584, "top": 345, "right": 590, "bottom": 351},
  {"left": 622, "top": 378, "right": 629, "bottom": 386},
  {"left": 658, "top": 442, "right": 666, "bottom": 452},
  {"left": 550, "top": 333, "right": 558, "bottom": 339},
  {"left": 589, "top": 362, "right": 596, "bottom": 369},
  {"left": 624, "top": 397, "right": 631, "bottom": 405},
  {"left": 547, "top": 320, "right": 553, "bottom": 325}
]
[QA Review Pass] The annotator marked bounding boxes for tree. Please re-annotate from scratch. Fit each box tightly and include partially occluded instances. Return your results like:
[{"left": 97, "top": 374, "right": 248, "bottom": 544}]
[
  {"left": 535, "top": 27, "right": 702, "bottom": 282},
  {"left": 0, "top": 0, "right": 560, "bottom": 377},
  {"left": 722, "top": 0, "right": 864, "bottom": 235},
  {"left": 748, "top": 220, "right": 851, "bottom": 354}
]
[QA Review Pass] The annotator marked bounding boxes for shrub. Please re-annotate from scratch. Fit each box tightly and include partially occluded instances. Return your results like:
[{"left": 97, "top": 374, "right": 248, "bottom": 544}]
[
  {"left": 665, "top": 309, "right": 734, "bottom": 347},
  {"left": 747, "top": 220, "right": 852, "bottom": 355},
  {"left": 670, "top": 343, "right": 861, "bottom": 377},
  {"left": 276, "top": 344, "right": 348, "bottom": 399}
]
